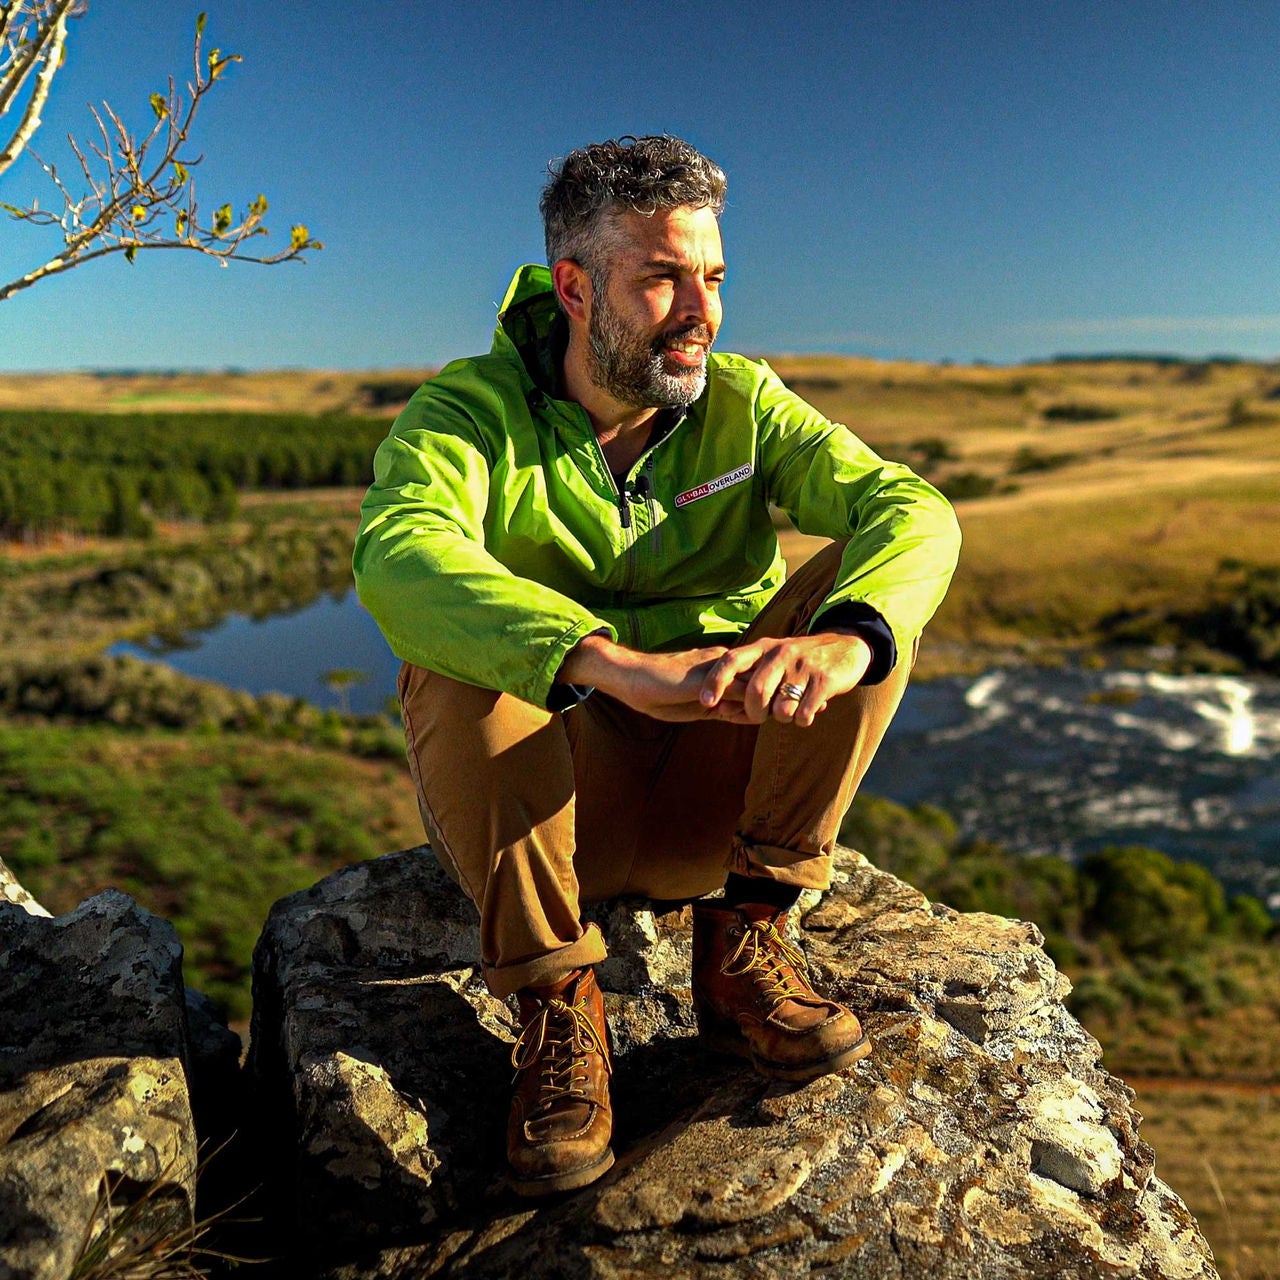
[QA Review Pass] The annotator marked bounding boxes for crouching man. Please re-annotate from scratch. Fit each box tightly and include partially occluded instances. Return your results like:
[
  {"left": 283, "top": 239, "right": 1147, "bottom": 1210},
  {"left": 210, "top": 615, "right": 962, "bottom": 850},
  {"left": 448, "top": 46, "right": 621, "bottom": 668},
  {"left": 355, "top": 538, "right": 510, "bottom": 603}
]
[{"left": 354, "top": 135, "right": 961, "bottom": 1197}]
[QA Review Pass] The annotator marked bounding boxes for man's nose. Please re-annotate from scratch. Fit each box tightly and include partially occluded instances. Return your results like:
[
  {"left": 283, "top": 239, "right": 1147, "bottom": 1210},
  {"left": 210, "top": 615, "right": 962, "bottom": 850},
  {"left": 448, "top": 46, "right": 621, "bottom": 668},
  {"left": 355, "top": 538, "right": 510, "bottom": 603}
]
[{"left": 675, "top": 276, "right": 718, "bottom": 327}]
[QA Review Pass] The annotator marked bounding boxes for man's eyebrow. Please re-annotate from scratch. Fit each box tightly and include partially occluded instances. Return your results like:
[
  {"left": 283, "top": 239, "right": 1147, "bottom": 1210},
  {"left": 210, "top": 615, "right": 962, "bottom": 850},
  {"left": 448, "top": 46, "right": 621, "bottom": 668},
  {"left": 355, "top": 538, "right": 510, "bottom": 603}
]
[{"left": 639, "top": 256, "right": 727, "bottom": 273}]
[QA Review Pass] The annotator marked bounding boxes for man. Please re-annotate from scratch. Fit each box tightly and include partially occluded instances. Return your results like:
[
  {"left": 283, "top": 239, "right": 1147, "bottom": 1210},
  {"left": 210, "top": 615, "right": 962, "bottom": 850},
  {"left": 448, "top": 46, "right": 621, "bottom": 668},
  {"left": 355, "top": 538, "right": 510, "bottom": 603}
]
[{"left": 354, "top": 135, "right": 960, "bottom": 1198}]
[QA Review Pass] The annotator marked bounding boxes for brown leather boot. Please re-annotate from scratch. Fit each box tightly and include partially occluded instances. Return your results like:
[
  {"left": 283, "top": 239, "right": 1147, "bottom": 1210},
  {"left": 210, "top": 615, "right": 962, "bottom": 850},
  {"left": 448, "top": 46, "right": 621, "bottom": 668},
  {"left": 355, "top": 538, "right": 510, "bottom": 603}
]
[
  {"left": 692, "top": 901, "right": 870, "bottom": 1082},
  {"left": 507, "top": 966, "right": 614, "bottom": 1197}
]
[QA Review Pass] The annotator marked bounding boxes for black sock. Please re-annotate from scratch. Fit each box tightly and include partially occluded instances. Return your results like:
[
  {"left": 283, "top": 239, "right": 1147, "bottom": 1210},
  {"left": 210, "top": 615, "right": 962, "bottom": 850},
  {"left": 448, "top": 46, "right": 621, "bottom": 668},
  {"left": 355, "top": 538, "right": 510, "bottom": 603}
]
[{"left": 722, "top": 873, "right": 801, "bottom": 912}]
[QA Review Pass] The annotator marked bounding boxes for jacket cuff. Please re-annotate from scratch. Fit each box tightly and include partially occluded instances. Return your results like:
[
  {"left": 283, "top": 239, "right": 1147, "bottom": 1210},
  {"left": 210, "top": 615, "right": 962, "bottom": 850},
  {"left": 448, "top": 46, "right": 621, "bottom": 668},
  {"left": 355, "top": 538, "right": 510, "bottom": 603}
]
[
  {"left": 808, "top": 602, "right": 897, "bottom": 685},
  {"left": 547, "top": 680, "right": 594, "bottom": 712},
  {"left": 546, "top": 626, "right": 611, "bottom": 711}
]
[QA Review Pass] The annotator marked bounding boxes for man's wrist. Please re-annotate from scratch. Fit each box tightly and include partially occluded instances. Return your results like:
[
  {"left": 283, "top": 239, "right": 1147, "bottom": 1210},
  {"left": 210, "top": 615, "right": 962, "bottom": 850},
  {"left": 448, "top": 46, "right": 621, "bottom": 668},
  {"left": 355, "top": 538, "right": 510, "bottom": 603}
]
[
  {"left": 557, "top": 633, "right": 634, "bottom": 690},
  {"left": 811, "top": 606, "right": 896, "bottom": 684}
]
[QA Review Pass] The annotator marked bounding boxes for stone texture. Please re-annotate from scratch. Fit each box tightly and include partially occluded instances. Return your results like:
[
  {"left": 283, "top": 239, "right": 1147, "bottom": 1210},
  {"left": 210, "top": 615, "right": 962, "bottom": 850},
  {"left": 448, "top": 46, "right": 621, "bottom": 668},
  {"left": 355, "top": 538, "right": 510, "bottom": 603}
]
[
  {"left": 249, "top": 846, "right": 1219, "bottom": 1280},
  {"left": 0, "top": 891, "right": 198, "bottom": 1280}
]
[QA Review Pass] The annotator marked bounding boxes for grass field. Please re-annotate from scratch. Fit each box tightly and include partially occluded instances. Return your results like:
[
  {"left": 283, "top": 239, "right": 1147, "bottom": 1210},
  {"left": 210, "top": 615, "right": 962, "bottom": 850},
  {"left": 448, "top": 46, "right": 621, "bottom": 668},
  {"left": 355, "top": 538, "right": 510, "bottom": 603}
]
[
  {"left": 1133, "top": 1080, "right": 1280, "bottom": 1280},
  {"left": 0, "top": 368, "right": 432, "bottom": 417},
  {"left": 765, "top": 355, "right": 1280, "bottom": 672},
  {"left": 0, "top": 723, "right": 423, "bottom": 1017}
]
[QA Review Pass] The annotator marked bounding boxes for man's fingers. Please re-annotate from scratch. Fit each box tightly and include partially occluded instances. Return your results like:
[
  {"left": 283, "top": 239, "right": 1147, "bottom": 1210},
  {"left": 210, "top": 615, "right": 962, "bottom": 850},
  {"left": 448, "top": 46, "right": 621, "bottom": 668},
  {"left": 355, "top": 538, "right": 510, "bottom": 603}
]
[
  {"left": 709, "top": 700, "right": 756, "bottom": 724},
  {"left": 769, "top": 670, "right": 806, "bottom": 724},
  {"left": 700, "top": 646, "right": 763, "bottom": 707},
  {"left": 792, "top": 676, "right": 829, "bottom": 727},
  {"left": 744, "top": 649, "right": 793, "bottom": 721}
]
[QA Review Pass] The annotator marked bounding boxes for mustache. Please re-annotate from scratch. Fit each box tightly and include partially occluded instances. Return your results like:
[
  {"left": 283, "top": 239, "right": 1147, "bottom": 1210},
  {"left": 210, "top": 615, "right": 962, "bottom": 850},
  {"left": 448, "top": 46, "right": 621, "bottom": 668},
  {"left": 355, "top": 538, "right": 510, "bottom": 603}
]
[{"left": 655, "top": 324, "right": 714, "bottom": 350}]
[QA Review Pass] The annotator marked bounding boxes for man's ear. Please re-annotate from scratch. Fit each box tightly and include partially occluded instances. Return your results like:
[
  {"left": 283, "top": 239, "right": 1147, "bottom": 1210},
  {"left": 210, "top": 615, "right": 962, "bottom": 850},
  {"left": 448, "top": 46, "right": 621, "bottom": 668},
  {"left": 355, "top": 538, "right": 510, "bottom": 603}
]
[{"left": 552, "top": 259, "right": 592, "bottom": 324}]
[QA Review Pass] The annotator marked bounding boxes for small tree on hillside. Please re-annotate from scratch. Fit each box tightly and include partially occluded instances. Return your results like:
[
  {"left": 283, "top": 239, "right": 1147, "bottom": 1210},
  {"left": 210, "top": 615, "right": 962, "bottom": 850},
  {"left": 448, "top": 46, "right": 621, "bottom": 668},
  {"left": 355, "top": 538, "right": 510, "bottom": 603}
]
[
  {"left": 0, "top": 1, "right": 320, "bottom": 301},
  {"left": 320, "top": 668, "right": 369, "bottom": 715}
]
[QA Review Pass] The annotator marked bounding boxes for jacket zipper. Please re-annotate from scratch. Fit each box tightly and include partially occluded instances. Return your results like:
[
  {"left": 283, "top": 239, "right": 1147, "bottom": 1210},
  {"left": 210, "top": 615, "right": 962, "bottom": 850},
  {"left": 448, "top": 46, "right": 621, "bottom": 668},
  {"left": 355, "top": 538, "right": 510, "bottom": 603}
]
[
  {"left": 613, "top": 480, "right": 640, "bottom": 646},
  {"left": 587, "top": 433, "right": 640, "bottom": 638},
  {"left": 585, "top": 420, "right": 670, "bottom": 648},
  {"left": 636, "top": 455, "right": 660, "bottom": 558}
]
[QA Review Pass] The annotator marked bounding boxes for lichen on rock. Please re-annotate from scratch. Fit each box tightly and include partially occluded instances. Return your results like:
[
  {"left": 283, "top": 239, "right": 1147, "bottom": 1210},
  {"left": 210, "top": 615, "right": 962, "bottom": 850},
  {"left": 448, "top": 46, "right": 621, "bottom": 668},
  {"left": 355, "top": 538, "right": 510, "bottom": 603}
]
[
  {"left": 0, "top": 891, "right": 198, "bottom": 1280},
  {"left": 249, "top": 845, "right": 1220, "bottom": 1279}
]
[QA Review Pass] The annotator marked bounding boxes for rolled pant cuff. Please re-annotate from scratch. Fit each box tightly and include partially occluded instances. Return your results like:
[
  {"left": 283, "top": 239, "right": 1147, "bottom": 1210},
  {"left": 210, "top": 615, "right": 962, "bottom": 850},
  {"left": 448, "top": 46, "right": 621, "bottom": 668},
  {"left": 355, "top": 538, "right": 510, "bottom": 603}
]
[
  {"left": 482, "top": 922, "right": 609, "bottom": 999},
  {"left": 729, "top": 838, "right": 832, "bottom": 891}
]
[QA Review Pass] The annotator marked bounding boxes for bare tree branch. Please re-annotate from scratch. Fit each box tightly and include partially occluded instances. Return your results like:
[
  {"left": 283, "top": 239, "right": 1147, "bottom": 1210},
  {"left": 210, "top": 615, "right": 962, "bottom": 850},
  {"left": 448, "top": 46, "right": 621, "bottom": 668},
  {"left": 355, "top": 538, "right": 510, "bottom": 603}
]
[
  {"left": 0, "top": 3, "right": 57, "bottom": 115},
  {"left": 0, "top": 4, "right": 320, "bottom": 302},
  {"left": 0, "top": 1, "right": 72, "bottom": 177}
]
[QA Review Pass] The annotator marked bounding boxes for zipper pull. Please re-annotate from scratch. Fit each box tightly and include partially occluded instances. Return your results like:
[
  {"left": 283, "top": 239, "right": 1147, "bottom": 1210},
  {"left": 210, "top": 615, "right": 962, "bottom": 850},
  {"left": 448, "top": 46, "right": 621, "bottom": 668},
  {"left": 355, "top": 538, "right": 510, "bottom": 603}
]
[{"left": 618, "top": 490, "right": 632, "bottom": 529}]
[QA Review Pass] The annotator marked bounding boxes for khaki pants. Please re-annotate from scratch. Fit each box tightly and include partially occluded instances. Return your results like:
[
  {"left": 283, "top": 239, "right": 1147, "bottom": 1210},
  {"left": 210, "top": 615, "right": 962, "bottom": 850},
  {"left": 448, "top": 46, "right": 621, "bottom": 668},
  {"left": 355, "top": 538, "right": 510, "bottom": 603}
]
[{"left": 400, "top": 541, "right": 913, "bottom": 998}]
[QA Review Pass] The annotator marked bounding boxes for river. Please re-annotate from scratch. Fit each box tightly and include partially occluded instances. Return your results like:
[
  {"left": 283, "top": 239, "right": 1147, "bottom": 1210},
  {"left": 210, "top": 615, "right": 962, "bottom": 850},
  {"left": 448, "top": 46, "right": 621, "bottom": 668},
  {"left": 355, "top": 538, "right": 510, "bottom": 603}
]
[{"left": 111, "top": 591, "right": 1280, "bottom": 903}]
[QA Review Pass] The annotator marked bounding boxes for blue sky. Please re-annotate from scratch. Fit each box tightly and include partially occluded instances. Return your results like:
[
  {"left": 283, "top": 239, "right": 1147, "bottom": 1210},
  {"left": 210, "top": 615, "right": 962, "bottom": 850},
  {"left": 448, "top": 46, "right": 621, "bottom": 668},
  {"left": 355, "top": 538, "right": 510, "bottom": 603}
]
[{"left": 2, "top": 0, "right": 1278, "bottom": 370}]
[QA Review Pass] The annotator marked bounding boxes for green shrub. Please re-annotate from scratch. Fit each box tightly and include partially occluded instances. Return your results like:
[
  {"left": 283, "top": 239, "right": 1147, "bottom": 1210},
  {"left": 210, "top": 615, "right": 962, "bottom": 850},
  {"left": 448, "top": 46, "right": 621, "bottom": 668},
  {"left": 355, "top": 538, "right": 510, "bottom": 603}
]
[
  {"left": 1009, "top": 446, "right": 1078, "bottom": 475},
  {"left": 1066, "top": 972, "right": 1125, "bottom": 1020},
  {"left": 1201, "top": 564, "right": 1280, "bottom": 672},
  {"left": 1230, "top": 894, "right": 1274, "bottom": 941},
  {"left": 939, "top": 471, "right": 997, "bottom": 500},
  {"left": 838, "top": 794, "right": 954, "bottom": 887},
  {"left": 1110, "top": 963, "right": 1181, "bottom": 1015},
  {"left": 1168, "top": 955, "right": 1227, "bottom": 1014},
  {"left": 1081, "top": 845, "right": 1219, "bottom": 957},
  {"left": 908, "top": 437, "right": 959, "bottom": 466},
  {"left": 1041, "top": 403, "right": 1120, "bottom": 422}
]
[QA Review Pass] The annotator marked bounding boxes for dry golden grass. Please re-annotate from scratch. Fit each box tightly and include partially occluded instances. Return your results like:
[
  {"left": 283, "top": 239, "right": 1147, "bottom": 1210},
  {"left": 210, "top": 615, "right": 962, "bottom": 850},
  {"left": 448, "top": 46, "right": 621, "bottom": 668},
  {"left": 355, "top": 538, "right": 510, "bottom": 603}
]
[
  {"left": 767, "top": 355, "right": 1280, "bottom": 669},
  {"left": 0, "top": 368, "right": 434, "bottom": 416},
  {"left": 1132, "top": 1080, "right": 1280, "bottom": 1280}
]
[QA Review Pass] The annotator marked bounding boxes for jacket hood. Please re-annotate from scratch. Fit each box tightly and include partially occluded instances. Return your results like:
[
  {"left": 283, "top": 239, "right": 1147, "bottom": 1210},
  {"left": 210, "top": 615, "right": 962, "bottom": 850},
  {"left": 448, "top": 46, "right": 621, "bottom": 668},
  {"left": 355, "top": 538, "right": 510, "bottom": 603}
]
[{"left": 495, "top": 264, "right": 566, "bottom": 397}]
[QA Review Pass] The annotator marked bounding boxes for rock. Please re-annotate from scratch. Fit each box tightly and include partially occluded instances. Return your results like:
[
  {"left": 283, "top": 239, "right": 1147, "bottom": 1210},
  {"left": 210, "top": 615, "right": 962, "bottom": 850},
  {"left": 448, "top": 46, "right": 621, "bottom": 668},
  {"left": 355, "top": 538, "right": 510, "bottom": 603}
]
[
  {"left": 0, "top": 891, "right": 198, "bottom": 1280},
  {"left": 249, "top": 845, "right": 1220, "bottom": 1279},
  {"left": 182, "top": 986, "right": 243, "bottom": 1170}
]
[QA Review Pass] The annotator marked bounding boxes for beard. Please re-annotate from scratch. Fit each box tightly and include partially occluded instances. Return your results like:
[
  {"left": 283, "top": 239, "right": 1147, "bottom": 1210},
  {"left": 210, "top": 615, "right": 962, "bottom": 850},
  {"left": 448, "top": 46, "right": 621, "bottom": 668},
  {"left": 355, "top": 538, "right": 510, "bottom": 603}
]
[{"left": 587, "top": 285, "right": 712, "bottom": 410}]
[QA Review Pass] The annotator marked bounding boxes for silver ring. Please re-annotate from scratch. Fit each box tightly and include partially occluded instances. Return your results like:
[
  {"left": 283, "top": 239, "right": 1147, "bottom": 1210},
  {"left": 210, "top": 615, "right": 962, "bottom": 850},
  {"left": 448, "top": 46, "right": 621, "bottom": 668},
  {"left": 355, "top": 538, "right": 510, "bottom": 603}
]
[{"left": 779, "top": 682, "right": 806, "bottom": 701}]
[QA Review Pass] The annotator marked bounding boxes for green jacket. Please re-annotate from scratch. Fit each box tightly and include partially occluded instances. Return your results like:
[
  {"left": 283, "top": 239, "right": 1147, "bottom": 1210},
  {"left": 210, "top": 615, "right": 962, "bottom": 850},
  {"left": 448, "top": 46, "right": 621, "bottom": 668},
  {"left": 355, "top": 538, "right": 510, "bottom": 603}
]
[{"left": 354, "top": 265, "right": 961, "bottom": 709}]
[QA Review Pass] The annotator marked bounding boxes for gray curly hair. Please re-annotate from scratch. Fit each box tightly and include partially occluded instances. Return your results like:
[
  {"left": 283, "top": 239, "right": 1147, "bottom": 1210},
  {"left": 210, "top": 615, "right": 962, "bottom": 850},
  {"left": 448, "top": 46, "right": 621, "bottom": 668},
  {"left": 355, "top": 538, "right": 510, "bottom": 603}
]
[{"left": 540, "top": 135, "right": 727, "bottom": 286}]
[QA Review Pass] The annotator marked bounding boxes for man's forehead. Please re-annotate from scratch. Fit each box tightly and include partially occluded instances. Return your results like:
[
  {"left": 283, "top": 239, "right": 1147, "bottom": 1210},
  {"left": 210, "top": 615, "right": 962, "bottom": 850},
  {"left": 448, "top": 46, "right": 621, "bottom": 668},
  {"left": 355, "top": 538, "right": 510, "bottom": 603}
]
[{"left": 606, "top": 205, "right": 723, "bottom": 263}]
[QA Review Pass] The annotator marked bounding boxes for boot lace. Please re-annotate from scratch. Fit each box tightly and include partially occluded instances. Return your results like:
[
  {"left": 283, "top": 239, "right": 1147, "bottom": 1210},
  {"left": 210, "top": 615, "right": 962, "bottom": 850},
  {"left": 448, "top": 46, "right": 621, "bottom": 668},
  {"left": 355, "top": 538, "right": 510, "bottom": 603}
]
[
  {"left": 720, "top": 920, "right": 816, "bottom": 1007},
  {"left": 510, "top": 991, "right": 611, "bottom": 1116}
]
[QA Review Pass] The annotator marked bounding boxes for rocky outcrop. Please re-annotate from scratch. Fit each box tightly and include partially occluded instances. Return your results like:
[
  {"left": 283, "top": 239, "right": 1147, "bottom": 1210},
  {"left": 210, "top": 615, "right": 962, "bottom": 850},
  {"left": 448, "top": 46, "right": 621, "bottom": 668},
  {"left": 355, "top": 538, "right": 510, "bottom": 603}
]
[
  {"left": 249, "top": 846, "right": 1219, "bottom": 1279},
  {"left": 0, "top": 891, "right": 198, "bottom": 1280}
]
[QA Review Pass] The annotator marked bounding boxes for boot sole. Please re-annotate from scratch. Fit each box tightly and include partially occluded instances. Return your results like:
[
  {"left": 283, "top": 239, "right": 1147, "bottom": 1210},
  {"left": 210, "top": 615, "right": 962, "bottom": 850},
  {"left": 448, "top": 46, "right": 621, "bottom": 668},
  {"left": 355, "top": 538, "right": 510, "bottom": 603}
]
[
  {"left": 508, "top": 1147, "right": 615, "bottom": 1198},
  {"left": 697, "top": 1011, "right": 871, "bottom": 1083}
]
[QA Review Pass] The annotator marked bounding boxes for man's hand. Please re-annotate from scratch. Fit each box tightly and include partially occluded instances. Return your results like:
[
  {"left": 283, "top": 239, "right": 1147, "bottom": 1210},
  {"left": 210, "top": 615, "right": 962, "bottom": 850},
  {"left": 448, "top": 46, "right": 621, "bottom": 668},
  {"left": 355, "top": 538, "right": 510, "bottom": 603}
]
[
  {"left": 559, "top": 630, "right": 873, "bottom": 727},
  {"left": 698, "top": 631, "right": 873, "bottom": 728},
  {"left": 558, "top": 634, "right": 750, "bottom": 722}
]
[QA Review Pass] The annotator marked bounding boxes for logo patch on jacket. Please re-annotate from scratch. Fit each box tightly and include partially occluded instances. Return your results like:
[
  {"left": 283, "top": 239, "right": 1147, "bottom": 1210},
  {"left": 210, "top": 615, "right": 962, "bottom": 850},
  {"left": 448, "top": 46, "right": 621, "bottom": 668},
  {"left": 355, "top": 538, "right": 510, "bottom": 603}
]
[{"left": 674, "top": 463, "right": 754, "bottom": 508}]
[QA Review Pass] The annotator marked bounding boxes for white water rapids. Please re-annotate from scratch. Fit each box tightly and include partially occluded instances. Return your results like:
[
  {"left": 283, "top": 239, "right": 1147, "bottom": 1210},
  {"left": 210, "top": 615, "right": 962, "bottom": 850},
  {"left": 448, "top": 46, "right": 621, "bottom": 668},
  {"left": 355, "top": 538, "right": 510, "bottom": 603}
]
[{"left": 861, "top": 667, "right": 1280, "bottom": 905}]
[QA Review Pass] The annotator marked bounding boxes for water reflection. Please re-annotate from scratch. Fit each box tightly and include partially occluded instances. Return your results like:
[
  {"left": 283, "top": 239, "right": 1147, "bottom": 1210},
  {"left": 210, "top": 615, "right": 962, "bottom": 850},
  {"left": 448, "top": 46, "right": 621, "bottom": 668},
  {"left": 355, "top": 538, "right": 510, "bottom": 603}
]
[{"left": 111, "top": 590, "right": 401, "bottom": 715}]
